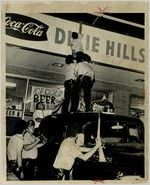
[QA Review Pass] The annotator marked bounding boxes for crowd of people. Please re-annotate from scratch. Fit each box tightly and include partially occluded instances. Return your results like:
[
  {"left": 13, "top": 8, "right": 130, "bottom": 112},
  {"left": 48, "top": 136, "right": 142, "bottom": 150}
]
[
  {"left": 7, "top": 117, "right": 101, "bottom": 180},
  {"left": 7, "top": 32, "right": 112, "bottom": 180}
]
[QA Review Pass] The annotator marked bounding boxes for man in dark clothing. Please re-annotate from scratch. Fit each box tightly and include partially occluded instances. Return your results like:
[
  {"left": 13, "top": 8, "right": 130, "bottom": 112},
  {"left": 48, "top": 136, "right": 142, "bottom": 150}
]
[{"left": 70, "top": 52, "right": 95, "bottom": 112}]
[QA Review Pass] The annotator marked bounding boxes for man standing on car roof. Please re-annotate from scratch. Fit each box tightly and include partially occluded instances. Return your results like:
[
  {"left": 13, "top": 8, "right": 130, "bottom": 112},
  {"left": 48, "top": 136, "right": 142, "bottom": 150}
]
[
  {"left": 70, "top": 52, "right": 95, "bottom": 112},
  {"left": 61, "top": 55, "right": 76, "bottom": 113},
  {"left": 53, "top": 125, "right": 101, "bottom": 180}
]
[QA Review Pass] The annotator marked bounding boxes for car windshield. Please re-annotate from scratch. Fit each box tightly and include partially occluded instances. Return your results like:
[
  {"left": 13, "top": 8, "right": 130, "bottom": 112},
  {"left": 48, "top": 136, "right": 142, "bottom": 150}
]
[{"left": 82, "top": 120, "right": 140, "bottom": 146}]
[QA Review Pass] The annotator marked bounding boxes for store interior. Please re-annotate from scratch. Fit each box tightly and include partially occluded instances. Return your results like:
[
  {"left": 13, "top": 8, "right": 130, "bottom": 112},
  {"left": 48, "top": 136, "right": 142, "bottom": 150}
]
[{"left": 6, "top": 44, "right": 144, "bottom": 124}]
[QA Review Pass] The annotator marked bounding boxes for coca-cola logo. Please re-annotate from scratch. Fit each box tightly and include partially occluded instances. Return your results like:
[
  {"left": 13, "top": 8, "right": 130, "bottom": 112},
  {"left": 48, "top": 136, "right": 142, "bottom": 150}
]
[{"left": 5, "top": 13, "right": 49, "bottom": 41}]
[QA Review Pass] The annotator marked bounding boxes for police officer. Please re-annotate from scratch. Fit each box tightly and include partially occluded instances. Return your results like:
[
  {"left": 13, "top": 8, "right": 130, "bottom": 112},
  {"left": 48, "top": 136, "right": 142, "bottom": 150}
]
[
  {"left": 61, "top": 55, "right": 76, "bottom": 113},
  {"left": 70, "top": 52, "right": 95, "bottom": 112}
]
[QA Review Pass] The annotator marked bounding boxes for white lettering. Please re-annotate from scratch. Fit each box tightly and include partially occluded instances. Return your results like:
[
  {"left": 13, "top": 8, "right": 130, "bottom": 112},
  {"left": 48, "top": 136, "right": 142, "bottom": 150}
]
[
  {"left": 15, "top": 22, "right": 23, "bottom": 29},
  {"left": 22, "top": 23, "right": 44, "bottom": 36},
  {"left": 5, "top": 16, "right": 44, "bottom": 37}
]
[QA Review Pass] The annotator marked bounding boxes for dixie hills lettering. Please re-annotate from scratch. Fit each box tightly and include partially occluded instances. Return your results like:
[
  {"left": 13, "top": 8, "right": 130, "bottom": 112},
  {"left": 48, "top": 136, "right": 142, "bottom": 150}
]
[{"left": 55, "top": 27, "right": 145, "bottom": 63}]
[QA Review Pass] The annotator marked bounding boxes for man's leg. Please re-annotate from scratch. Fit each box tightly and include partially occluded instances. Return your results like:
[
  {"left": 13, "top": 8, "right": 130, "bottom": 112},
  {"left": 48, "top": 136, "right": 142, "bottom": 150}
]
[
  {"left": 64, "top": 170, "right": 71, "bottom": 180},
  {"left": 62, "top": 81, "right": 71, "bottom": 113},
  {"left": 82, "top": 77, "right": 93, "bottom": 112},
  {"left": 70, "top": 81, "right": 81, "bottom": 112}
]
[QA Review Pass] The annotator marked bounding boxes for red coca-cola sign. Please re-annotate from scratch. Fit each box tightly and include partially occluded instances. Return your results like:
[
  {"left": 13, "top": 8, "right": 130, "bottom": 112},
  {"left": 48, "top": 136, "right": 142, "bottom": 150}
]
[{"left": 5, "top": 13, "right": 49, "bottom": 41}]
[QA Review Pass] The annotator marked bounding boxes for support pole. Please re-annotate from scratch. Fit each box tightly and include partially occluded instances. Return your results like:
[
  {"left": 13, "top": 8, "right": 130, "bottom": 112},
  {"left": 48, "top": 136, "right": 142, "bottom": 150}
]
[
  {"left": 92, "top": 13, "right": 144, "bottom": 29},
  {"left": 97, "top": 112, "right": 106, "bottom": 162},
  {"left": 79, "top": 22, "right": 82, "bottom": 34},
  {"left": 22, "top": 78, "right": 29, "bottom": 120}
]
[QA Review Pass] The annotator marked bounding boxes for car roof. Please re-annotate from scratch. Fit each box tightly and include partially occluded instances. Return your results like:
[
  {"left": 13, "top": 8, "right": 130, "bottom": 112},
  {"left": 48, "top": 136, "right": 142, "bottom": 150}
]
[
  {"left": 42, "top": 112, "right": 143, "bottom": 124},
  {"left": 40, "top": 112, "right": 144, "bottom": 137}
]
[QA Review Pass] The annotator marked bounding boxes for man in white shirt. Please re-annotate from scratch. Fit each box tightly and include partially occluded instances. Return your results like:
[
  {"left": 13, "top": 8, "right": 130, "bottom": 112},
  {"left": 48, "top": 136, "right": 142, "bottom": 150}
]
[
  {"left": 33, "top": 102, "right": 52, "bottom": 128},
  {"left": 53, "top": 126, "right": 100, "bottom": 180},
  {"left": 70, "top": 32, "right": 83, "bottom": 57},
  {"left": 70, "top": 52, "right": 95, "bottom": 112},
  {"left": 61, "top": 55, "right": 76, "bottom": 113},
  {"left": 22, "top": 120, "right": 47, "bottom": 180},
  {"left": 7, "top": 119, "right": 27, "bottom": 179}
]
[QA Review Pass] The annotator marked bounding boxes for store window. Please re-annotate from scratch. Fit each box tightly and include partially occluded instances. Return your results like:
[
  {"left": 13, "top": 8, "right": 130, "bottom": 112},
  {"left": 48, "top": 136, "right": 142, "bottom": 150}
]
[
  {"left": 6, "top": 77, "right": 26, "bottom": 118},
  {"left": 91, "top": 91, "right": 114, "bottom": 113},
  {"left": 6, "top": 76, "right": 64, "bottom": 135},
  {"left": 25, "top": 80, "right": 64, "bottom": 116},
  {"left": 6, "top": 76, "right": 64, "bottom": 119},
  {"left": 129, "top": 95, "right": 144, "bottom": 121}
]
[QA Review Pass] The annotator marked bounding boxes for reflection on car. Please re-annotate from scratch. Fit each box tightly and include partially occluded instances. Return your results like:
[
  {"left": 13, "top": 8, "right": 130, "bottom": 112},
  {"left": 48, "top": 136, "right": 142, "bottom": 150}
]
[{"left": 39, "top": 112, "right": 144, "bottom": 180}]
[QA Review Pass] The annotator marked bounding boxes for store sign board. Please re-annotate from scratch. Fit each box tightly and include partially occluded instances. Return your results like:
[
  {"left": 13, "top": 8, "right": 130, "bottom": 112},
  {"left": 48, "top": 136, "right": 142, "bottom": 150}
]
[
  {"left": 82, "top": 25, "right": 145, "bottom": 71},
  {"left": 6, "top": 14, "right": 145, "bottom": 72},
  {"left": 5, "top": 13, "right": 49, "bottom": 41},
  {"left": 6, "top": 13, "right": 79, "bottom": 55},
  {"left": 30, "top": 86, "right": 64, "bottom": 113}
]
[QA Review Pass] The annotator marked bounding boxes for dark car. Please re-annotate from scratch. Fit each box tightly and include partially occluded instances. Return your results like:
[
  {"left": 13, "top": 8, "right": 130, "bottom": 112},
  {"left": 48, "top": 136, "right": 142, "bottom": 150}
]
[{"left": 38, "top": 112, "right": 144, "bottom": 180}]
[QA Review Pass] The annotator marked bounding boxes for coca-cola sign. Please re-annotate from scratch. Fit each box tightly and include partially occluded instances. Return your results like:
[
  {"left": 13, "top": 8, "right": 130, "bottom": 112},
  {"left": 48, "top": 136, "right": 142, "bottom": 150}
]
[{"left": 5, "top": 13, "right": 49, "bottom": 41}]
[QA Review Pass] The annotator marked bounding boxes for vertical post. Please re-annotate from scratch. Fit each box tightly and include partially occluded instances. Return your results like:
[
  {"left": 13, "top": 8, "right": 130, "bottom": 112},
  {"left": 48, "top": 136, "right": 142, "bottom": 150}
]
[
  {"left": 97, "top": 112, "right": 106, "bottom": 162},
  {"left": 79, "top": 22, "right": 82, "bottom": 34},
  {"left": 22, "top": 78, "right": 29, "bottom": 120}
]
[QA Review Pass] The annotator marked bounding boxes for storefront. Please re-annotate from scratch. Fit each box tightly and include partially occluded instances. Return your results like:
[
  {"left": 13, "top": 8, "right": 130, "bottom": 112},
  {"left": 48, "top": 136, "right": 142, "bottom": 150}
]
[{"left": 5, "top": 13, "right": 145, "bottom": 135}]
